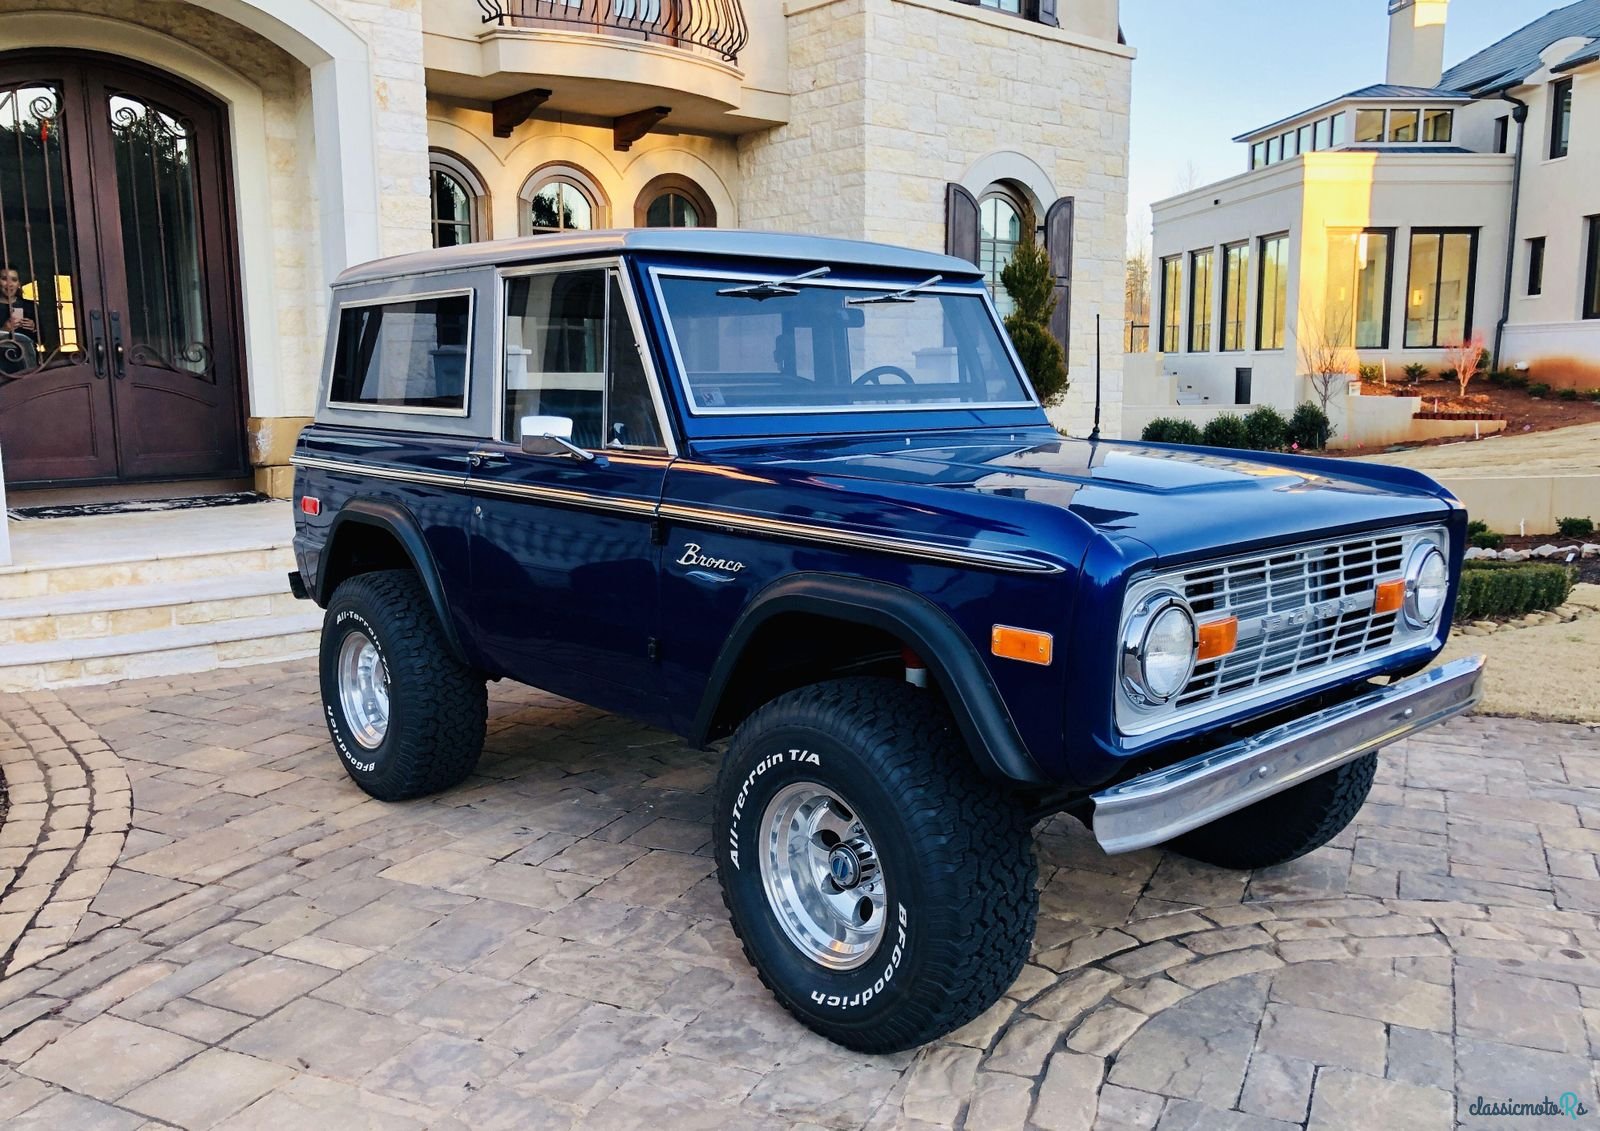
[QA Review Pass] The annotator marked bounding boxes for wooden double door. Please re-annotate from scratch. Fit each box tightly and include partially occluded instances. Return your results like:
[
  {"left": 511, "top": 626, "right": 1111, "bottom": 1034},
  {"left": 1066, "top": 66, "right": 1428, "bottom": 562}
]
[{"left": 0, "top": 53, "right": 246, "bottom": 488}]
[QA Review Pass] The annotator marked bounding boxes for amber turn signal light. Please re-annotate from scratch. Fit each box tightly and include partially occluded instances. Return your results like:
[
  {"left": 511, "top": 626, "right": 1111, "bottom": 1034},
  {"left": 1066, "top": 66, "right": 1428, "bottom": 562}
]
[
  {"left": 1196, "top": 616, "right": 1238, "bottom": 661},
  {"left": 991, "top": 625, "right": 1053, "bottom": 666},
  {"left": 1374, "top": 578, "right": 1405, "bottom": 614}
]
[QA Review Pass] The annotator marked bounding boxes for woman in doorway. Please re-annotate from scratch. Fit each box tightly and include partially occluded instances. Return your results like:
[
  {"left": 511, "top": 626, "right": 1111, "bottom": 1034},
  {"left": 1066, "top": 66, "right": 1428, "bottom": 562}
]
[{"left": 0, "top": 266, "right": 39, "bottom": 375}]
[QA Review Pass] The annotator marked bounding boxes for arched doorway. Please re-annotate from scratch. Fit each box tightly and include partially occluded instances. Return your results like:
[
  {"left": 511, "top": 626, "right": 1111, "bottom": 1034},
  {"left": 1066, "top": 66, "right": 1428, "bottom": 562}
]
[{"left": 0, "top": 52, "right": 245, "bottom": 488}]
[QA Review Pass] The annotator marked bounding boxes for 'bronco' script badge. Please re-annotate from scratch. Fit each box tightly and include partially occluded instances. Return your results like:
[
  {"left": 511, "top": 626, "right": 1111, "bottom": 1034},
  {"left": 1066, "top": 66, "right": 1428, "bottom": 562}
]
[{"left": 676, "top": 543, "right": 745, "bottom": 576}]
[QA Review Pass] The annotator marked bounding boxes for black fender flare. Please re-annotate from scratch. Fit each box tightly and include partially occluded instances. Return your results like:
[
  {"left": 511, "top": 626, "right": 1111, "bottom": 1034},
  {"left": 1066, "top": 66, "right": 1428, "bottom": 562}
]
[
  {"left": 692, "top": 573, "right": 1046, "bottom": 785},
  {"left": 318, "top": 498, "right": 471, "bottom": 666}
]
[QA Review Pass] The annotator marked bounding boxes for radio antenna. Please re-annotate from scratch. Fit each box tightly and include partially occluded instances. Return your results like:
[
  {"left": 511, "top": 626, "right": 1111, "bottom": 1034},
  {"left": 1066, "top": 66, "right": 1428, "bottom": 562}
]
[{"left": 1089, "top": 314, "right": 1103, "bottom": 441}]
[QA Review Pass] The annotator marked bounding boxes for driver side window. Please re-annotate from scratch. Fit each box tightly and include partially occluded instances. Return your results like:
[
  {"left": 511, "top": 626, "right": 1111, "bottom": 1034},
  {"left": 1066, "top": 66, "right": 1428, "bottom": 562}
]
[{"left": 501, "top": 269, "right": 664, "bottom": 451}]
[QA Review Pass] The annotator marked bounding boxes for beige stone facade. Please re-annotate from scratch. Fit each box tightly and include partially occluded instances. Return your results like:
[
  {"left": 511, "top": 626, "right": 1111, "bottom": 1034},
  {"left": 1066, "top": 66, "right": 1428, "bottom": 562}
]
[{"left": 0, "top": 0, "right": 1132, "bottom": 501}]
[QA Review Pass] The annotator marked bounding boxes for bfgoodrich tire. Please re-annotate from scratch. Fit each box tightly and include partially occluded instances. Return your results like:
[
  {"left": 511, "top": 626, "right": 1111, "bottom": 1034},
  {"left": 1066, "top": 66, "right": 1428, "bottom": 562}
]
[
  {"left": 1167, "top": 752, "right": 1377, "bottom": 870},
  {"left": 319, "top": 569, "right": 486, "bottom": 802},
  {"left": 715, "top": 678, "right": 1038, "bottom": 1053}
]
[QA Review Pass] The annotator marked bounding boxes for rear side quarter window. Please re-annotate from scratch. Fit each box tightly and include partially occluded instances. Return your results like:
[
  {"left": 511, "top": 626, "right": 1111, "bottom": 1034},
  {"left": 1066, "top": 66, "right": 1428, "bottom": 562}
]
[{"left": 329, "top": 292, "right": 473, "bottom": 413}]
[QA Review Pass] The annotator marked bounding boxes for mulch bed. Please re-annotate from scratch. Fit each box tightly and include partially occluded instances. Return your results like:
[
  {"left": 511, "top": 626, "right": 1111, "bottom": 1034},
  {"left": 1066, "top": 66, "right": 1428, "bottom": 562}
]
[{"left": 1357, "top": 378, "right": 1600, "bottom": 437}]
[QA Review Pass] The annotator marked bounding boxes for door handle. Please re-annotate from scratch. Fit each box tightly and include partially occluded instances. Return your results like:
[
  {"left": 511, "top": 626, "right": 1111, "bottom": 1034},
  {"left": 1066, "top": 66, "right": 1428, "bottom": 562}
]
[
  {"left": 88, "top": 310, "right": 107, "bottom": 379},
  {"left": 467, "top": 449, "right": 509, "bottom": 469},
  {"left": 108, "top": 311, "right": 126, "bottom": 379}
]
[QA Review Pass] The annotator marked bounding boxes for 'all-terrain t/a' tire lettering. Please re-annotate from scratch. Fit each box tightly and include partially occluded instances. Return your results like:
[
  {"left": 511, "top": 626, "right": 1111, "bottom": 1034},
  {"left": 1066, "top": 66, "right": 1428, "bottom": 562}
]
[{"left": 714, "top": 677, "right": 1038, "bottom": 1053}]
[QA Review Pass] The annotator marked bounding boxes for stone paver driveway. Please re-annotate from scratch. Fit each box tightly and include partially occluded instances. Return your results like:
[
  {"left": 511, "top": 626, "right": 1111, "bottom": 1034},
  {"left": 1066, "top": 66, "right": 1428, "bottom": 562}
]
[{"left": 0, "top": 659, "right": 1597, "bottom": 1129}]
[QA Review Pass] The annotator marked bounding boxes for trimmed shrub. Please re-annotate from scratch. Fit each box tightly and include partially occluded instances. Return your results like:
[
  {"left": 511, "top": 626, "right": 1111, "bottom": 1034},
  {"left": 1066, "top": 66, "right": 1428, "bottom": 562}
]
[
  {"left": 1528, "top": 382, "right": 1552, "bottom": 398},
  {"left": 1403, "top": 363, "right": 1430, "bottom": 381},
  {"left": 1201, "top": 413, "right": 1251, "bottom": 449},
  {"left": 1454, "top": 561, "right": 1574, "bottom": 622},
  {"left": 1507, "top": 371, "right": 1531, "bottom": 389},
  {"left": 1469, "top": 531, "right": 1504, "bottom": 550},
  {"left": 1466, "top": 520, "right": 1489, "bottom": 537},
  {"left": 1486, "top": 369, "right": 1513, "bottom": 386},
  {"left": 1286, "top": 402, "right": 1332, "bottom": 450},
  {"left": 1242, "top": 405, "right": 1290, "bottom": 451},
  {"left": 1557, "top": 516, "right": 1595, "bottom": 538},
  {"left": 1358, "top": 363, "right": 1383, "bottom": 382},
  {"left": 1142, "top": 417, "right": 1204, "bottom": 445},
  {"left": 1557, "top": 387, "right": 1580, "bottom": 401}
]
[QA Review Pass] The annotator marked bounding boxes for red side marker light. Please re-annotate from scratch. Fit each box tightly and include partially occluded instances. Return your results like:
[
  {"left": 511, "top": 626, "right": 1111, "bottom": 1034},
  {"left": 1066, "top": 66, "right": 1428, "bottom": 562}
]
[{"left": 300, "top": 496, "right": 321, "bottom": 516}]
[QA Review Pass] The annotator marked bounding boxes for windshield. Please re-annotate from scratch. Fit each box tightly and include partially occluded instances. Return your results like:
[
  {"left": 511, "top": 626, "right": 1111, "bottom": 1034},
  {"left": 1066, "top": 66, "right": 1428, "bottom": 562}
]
[{"left": 653, "top": 272, "right": 1036, "bottom": 414}]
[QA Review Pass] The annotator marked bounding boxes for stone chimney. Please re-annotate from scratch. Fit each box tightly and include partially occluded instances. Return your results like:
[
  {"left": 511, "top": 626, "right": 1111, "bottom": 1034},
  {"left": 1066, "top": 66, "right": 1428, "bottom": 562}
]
[{"left": 1387, "top": 0, "right": 1450, "bottom": 88}]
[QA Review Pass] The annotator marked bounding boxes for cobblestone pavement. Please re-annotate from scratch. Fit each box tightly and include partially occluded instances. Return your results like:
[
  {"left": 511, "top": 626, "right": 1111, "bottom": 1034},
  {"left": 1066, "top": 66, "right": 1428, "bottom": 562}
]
[{"left": 0, "top": 659, "right": 1596, "bottom": 1129}]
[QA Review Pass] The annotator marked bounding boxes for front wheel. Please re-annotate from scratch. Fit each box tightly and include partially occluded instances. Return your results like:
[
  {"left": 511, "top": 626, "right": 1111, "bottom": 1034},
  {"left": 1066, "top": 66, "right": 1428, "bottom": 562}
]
[
  {"left": 1167, "top": 752, "right": 1377, "bottom": 870},
  {"left": 715, "top": 678, "right": 1038, "bottom": 1053},
  {"left": 319, "top": 569, "right": 486, "bottom": 801}
]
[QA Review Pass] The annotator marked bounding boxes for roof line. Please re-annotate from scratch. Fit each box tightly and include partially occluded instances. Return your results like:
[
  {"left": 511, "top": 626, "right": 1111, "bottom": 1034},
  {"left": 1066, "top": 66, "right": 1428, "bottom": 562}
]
[{"left": 1232, "top": 89, "right": 1471, "bottom": 144}]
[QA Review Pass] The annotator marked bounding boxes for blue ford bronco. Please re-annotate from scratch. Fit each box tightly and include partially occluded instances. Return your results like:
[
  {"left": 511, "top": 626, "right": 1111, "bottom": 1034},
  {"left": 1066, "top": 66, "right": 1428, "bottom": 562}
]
[{"left": 290, "top": 230, "right": 1484, "bottom": 1052}]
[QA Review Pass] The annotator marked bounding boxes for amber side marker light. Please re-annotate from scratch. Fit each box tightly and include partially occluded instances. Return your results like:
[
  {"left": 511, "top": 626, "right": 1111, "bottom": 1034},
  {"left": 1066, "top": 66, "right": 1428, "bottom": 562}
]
[
  {"left": 1374, "top": 579, "right": 1405, "bottom": 615},
  {"left": 991, "top": 625, "right": 1053, "bottom": 666},
  {"left": 1196, "top": 616, "right": 1238, "bottom": 661}
]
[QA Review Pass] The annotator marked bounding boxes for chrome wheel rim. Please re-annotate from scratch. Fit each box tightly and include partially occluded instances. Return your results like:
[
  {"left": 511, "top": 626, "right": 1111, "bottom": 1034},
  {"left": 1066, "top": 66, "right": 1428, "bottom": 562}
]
[
  {"left": 336, "top": 630, "right": 390, "bottom": 750},
  {"left": 759, "top": 782, "right": 886, "bottom": 970}
]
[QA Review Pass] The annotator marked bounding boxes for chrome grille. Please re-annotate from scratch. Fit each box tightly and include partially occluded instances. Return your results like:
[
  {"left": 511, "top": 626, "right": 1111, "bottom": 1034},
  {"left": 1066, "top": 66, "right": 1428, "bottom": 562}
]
[{"left": 1174, "top": 530, "right": 1407, "bottom": 709}]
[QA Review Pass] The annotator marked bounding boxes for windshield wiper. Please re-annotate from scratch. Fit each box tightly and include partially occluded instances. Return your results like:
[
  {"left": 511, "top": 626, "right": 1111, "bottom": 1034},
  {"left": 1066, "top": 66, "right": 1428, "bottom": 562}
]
[
  {"left": 716, "top": 265, "right": 831, "bottom": 300},
  {"left": 846, "top": 274, "right": 943, "bottom": 305}
]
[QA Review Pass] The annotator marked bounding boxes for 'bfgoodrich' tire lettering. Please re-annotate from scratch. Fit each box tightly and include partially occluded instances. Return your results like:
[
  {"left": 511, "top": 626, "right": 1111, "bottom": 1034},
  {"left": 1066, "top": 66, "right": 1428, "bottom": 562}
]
[{"left": 714, "top": 678, "right": 1037, "bottom": 1053}]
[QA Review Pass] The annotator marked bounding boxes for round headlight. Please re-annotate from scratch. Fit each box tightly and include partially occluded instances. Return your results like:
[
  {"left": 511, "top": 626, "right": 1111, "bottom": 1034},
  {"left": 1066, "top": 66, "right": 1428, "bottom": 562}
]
[
  {"left": 1405, "top": 544, "right": 1448, "bottom": 626},
  {"left": 1122, "top": 594, "right": 1197, "bottom": 705}
]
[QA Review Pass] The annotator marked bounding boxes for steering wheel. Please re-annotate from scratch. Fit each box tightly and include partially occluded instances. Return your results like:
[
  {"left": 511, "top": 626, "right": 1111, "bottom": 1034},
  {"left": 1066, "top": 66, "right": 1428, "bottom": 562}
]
[{"left": 854, "top": 365, "right": 914, "bottom": 386}]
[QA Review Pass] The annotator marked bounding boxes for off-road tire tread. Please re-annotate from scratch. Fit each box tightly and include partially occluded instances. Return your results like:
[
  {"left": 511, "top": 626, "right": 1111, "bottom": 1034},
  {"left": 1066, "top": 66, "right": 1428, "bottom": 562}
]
[
  {"left": 323, "top": 569, "right": 486, "bottom": 800},
  {"left": 1168, "top": 752, "right": 1377, "bottom": 870},
  {"left": 717, "top": 677, "right": 1038, "bottom": 1053}
]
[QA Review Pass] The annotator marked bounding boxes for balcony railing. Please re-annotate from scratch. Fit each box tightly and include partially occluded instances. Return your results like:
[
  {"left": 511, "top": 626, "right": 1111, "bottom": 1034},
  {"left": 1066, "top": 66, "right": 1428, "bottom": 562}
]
[{"left": 476, "top": 0, "right": 749, "bottom": 63}]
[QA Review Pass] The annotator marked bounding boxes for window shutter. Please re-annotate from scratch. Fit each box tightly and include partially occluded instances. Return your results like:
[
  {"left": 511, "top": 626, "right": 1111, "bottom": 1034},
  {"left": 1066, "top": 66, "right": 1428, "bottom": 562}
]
[
  {"left": 1036, "top": 0, "right": 1059, "bottom": 27},
  {"left": 945, "top": 184, "right": 980, "bottom": 266},
  {"left": 1045, "top": 195, "right": 1075, "bottom": 357}
]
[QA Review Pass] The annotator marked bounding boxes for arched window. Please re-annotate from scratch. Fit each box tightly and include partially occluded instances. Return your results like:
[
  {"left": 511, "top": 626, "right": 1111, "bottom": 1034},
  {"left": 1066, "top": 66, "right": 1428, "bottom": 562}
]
[
  {"left": 521, "top": 165, "right": 607, "bottom": 234},
  {"left": 429, "top": 152, "right": 487, "bottom": 248},
  {"left": 978, "top": 186, "right": 1026, "bottom": 317},
  {"left": 635, "top": 175, "right": 717, "bottom": 228}
]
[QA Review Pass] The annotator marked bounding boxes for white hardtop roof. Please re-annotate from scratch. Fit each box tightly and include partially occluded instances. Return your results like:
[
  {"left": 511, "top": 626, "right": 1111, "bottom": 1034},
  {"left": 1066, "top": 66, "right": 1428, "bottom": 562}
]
[{"left": 334, "top": 229, "right": 985, "bottom": 288}]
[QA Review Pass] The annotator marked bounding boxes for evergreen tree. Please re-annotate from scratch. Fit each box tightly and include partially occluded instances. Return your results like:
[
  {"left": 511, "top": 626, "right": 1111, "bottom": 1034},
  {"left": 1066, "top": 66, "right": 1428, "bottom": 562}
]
[{"left": 1000, "top": 207, "right": 1068, "bottom": 406}]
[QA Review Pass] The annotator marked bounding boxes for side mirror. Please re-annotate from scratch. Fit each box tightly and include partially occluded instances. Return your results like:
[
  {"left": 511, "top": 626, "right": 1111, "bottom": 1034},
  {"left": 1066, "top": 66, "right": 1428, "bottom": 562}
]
[{"left": 519, "top": 415, "right": 594, "bottom": 461}]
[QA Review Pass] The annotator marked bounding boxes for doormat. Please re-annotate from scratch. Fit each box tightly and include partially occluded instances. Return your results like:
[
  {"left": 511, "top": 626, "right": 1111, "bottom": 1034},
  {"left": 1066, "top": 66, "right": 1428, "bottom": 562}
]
[{"left": 6, "top": 491, "right": 269, "bottom": 521}]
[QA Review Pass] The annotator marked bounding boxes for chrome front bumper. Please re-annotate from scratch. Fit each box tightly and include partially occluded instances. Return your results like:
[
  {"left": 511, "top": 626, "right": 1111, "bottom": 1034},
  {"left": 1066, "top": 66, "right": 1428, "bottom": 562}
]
[{"left": 1090, "top": 655, "right": 1486, "bottom": 855}]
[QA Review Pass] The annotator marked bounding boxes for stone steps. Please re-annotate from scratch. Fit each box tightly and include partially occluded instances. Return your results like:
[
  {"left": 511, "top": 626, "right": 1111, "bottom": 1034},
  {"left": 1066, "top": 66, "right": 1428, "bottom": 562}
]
[{"left": 0, "top": 502, "right": 315, "bottom": 691}]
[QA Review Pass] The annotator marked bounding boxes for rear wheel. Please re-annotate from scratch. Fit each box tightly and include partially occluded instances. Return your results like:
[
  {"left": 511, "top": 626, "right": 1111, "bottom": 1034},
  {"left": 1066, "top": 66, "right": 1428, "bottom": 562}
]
[
  {"left": 1168, "top": 753, "right": 1377, "bottom": 869},
  {"left": 319, "top": 569, "right": 486, "bottom": 801},
  {"left": 715, "top": 678, "right": 1038, "bottom": 1053}
]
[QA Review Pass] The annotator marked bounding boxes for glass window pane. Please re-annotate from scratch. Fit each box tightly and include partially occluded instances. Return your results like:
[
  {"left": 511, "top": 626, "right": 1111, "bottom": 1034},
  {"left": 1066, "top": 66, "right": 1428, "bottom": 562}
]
[
  {"left": 0, "top": 82, "right": 81, "bottom": 378},
  {"left": 1257, "top": 235, "right": 1288, "bottom": 351},
  {"left": 1297, "top": 125, "right": 1313, "bottom": 155},
  {"left": 1528, "top": 237, "right": 1545, "bottom": 296},
  {"left": 1434, "top": 232, "right": 1472, "bottom": 344},
  {"left": 979, "top": 195, "right": 1021, "bottom": 317},
  {"left": 1423, "top": 109, "right": 1453, "bottom": 143},
  {"left": 1160, "top": 255, "right": 1182, "bottom": 353},
  {"left": 1283, "top": 131, "right": 1299, "bottom": 158},
  {"left": 1221, "top": 242, "right": 1249, "bottom": 351},
  {"left": 1268, "top": 136, "right": 1282, "bottom": 163},
  {"left": 503, "top": 270, "right": 605, "bottom": 445},
  {"left": 605, "top": 275, "right": 662, "bottom": 449},
  {"left": 1405, "top": 233, "right": 1440, "bottom": 347},
  {"left": 1314, "top": 118, "right": 1331, "bottom": 151},
  {"left": 330, "top": 295, "right": 471, "bottom": 411},
  {"left": 1585, "top": 218, "right": 1600, "bottom": 319},
  {"left": 529, "top": 180, "right": 593, "bottom": 232},
  {"left": 1354, "top": 109, "right": 1385, "bottom": 143},
  {"left": 1389, "top": 109, "right": 1419, "bottom": 143},
  {"left": 1188, "top": 248, "right": 1214, "bottom": 352},
  {"left": 1552, "top": 79, "right": 1572, "bottom": 159},
  {"left": 1251, "top": 142, "right": 1266, "bottom": 169},
  {"left": 1331, "top": 112, "right": 1348, "bottom": 145},
  {"left": 655, "top": 277, "right": 1033, "bottom": 412},
  {"left": 1326, "top": 230, "right": 1391, "bottom": 350}
]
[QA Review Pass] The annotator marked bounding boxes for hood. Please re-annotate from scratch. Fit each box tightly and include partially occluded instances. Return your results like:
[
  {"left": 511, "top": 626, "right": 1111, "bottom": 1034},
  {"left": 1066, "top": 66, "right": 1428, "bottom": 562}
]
[{"left": 692, "top": 428, "right": 1456, "bottom": 564}]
